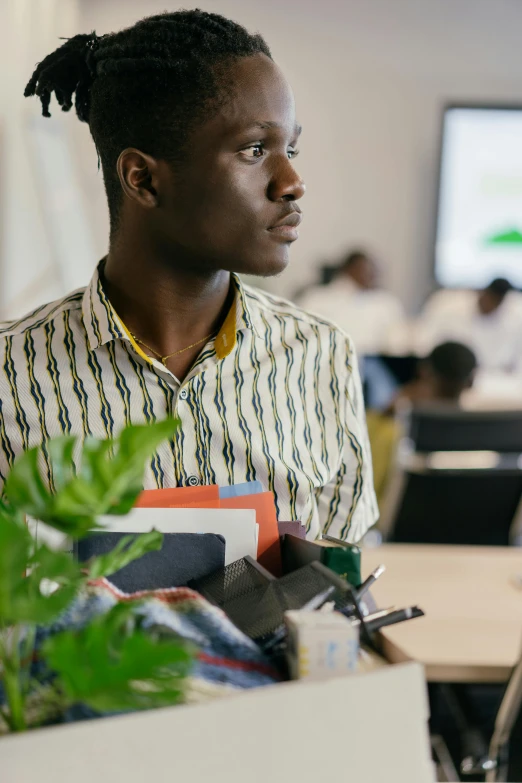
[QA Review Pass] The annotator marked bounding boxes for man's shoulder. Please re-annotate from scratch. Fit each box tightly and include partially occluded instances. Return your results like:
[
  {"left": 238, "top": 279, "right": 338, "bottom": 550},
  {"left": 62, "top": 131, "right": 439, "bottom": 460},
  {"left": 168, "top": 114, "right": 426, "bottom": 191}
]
[
  {"left": 243, "top": 282, "right": 354, "bottom": 343},
  {"left": 0, "top": 288, "right": 85, "bottom": 342}
]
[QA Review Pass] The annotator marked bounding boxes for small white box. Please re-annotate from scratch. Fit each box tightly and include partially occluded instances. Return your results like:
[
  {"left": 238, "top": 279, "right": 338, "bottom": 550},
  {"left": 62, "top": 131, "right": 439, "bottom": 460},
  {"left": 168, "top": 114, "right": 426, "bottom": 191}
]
[{"left": 285, "top": 609, "right": 359, "bottom": 681}]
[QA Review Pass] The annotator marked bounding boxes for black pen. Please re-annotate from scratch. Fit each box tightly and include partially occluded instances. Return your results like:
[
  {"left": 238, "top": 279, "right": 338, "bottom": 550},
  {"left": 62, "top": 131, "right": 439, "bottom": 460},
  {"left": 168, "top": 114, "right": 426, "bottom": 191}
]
[
  {"left": 364, "top": 606, "right": 424, "bottom": 634},
  {"left": 356, "top": 564, "right": 386, "bottom": 599},
  {"left": 301, "top": 584, "right": 336, "bottom": 612},
  {"left": 321, "top": 534, "right": 361, "bottom": 552},
  {"left": 345, "top": 606, "right": 395, "bottom": 623}
]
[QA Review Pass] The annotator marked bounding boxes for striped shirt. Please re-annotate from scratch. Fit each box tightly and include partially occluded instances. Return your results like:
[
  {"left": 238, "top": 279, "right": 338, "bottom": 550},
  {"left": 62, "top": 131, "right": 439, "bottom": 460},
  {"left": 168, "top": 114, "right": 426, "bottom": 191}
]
[{"left": 0, "top": 266, "right": 378, "bottom": 542}]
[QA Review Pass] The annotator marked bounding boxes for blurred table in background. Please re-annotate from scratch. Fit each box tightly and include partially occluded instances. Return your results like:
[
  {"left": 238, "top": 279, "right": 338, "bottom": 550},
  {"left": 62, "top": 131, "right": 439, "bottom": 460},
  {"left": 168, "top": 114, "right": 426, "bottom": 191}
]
[
  {"left": 363, "top": 543, "right": 522, "bottom": 682},
  {"left": 462, "top": 371, "right": 522, "bottom": 410}
]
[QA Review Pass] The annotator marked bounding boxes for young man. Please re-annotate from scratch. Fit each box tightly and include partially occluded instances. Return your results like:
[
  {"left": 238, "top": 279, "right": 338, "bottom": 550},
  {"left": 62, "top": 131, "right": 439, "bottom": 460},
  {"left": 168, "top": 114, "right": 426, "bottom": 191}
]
[
  {"left": 299, "top": 250, "right": 405, "bottom": 356},
  {"left": 1, "top": 10, "right": 377, "bottom": 542}
]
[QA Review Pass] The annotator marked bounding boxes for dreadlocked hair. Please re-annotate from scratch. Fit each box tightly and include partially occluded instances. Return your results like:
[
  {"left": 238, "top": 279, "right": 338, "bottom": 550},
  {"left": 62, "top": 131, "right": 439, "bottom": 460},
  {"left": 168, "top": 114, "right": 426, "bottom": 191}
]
[{"left": 24, "top": 10, "right": 271, "bottom": 229}]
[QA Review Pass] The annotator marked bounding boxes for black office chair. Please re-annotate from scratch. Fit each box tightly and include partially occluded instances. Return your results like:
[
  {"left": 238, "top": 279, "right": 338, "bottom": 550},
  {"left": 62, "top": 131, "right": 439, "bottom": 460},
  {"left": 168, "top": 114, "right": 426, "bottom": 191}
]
[{"left": 381, "top": 407, "right": 522, "bottom": 546}]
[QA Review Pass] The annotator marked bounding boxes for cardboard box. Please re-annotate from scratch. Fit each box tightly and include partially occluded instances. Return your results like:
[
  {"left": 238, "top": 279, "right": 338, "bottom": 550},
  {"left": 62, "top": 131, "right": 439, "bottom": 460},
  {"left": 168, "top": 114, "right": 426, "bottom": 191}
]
[{"left": 0, "top": 661, "right": 434, "bottom": 783}]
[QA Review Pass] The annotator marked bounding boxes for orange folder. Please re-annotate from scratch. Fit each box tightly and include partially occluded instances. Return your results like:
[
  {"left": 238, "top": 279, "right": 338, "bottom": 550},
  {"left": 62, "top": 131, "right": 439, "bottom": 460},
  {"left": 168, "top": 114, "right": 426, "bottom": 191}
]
[
  {"left": 135, "top": 485, "right": 281, "bottom": 576},
  {"left": 220, "top": 492, "right": 281, "bottom": 575},
  {"left": 136, "top": 485, "right": 220, "bottom": 508}
]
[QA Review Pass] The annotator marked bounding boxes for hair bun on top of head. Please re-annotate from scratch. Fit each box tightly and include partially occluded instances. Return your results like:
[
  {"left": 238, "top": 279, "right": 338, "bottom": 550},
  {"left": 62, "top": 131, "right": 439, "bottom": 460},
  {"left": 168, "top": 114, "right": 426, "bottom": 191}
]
[{"left": 24, "top": 31, "right": 102, "bottom": 122}]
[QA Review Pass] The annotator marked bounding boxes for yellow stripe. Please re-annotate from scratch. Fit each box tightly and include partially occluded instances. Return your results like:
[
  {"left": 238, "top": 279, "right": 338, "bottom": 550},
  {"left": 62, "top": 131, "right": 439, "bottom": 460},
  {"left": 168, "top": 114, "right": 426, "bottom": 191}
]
[{"left": 215, "top": 298, "right": 237, "bottom": 360}]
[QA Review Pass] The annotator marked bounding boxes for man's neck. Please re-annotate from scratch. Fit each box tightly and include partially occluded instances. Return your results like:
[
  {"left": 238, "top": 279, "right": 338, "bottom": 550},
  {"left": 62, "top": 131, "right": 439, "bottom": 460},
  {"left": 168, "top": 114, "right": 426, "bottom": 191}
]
[
  {"left": 102, "top": 236, "right": 233, "bottom": 366},
  {"left": 340, "top": 274, "right": 362, "bottom": 291}
]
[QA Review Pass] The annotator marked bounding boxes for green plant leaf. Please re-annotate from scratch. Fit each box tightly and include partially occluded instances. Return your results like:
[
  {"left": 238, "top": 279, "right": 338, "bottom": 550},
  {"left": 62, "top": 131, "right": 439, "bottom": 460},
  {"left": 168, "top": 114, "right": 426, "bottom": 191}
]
[
  {"left": 20, "top": 546, "right": 83, "bottom": 624},
  {"left": 3, "top": 449, "right": 49, "bottom": 512},
  {"left": 43, "top": 603, "right": 193, "bottom": 713},
  {"left": 0, "top": 512, "right": 82, "bottom": 625},
  {"left": 3, "top": 419, "right": 179, "bottom": 539},
  {"left": 87, "top": 531, "right": 163, "bottom": 580},
  {"left": 0, "top": 511, "right": 32, "bottom": 624},
  {"left": 0, "top": 495, "right": 24, "bottom": 523}
]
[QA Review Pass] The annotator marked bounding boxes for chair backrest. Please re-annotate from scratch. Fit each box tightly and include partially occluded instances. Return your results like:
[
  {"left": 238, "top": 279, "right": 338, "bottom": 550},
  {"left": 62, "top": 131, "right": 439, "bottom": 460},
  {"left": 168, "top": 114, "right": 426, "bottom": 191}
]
[
  {"left": 409, "top": 408, "right": 522, "bottom": 453},
  {"left": 385, "top": 407, "right": 522, "bottom": 546}
]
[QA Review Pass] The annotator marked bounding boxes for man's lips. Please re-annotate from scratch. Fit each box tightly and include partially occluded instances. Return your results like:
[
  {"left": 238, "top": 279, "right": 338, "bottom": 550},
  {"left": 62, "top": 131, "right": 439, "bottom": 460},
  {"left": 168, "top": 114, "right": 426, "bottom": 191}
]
[{"left": 267, "top": 211, "right": 302, "bottom": 241}]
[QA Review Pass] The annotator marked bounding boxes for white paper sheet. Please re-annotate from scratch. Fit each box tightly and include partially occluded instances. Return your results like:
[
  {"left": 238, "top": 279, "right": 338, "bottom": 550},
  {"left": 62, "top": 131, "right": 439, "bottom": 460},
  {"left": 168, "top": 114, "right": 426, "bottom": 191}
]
[{"left": 97, "top": 507, "right": 258, "bottom": 565}]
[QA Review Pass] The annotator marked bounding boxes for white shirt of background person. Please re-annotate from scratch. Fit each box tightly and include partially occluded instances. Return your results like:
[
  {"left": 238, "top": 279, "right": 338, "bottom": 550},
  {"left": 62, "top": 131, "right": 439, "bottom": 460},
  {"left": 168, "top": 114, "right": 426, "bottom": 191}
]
[
  {"left": 299, "top": 250, "right": 406, "bottom": 356},
  {"left": 416, "top": 281, "right": 522, "bottom": 374}
]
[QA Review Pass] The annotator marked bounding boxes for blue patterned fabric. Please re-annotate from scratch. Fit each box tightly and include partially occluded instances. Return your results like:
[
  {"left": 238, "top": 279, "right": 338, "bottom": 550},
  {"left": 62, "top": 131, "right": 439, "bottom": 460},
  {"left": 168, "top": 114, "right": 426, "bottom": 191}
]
[{"left": 0, "top": 580, "right": 280, "bottom": 730}]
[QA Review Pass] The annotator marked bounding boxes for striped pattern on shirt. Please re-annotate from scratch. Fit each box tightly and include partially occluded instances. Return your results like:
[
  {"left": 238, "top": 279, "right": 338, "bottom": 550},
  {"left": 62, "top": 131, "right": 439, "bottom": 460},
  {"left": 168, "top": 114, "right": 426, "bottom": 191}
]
[{"left": 0, "top": 267, "right": 378, "bottom": 542}]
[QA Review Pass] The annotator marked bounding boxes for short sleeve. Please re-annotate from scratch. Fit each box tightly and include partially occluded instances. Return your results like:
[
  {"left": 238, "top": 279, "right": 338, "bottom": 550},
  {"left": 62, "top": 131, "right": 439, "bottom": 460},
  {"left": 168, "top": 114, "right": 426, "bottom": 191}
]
[{"left": 315, "top": 338, "right": 379, "bottom": 542}]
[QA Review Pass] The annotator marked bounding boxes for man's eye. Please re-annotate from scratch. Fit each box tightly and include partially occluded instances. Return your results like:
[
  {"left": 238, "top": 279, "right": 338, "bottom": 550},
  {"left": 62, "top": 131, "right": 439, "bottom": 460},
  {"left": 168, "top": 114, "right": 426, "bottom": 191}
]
[
  {"left": 288, "top": 148, "right": 300, "bottom": 159},
  {"left": 242, "top": 144, "right": 265, "bottom": 158}
]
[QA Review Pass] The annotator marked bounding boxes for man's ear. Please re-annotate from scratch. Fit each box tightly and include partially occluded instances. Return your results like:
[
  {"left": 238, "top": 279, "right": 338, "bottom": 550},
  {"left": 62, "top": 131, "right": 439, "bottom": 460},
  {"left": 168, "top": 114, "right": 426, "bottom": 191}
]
[
  {"left": 116, "top": 148, "right": 161, "bottom": 209},
  {"left": 467, "top": 369, "right": 477, "bottom": 390}
]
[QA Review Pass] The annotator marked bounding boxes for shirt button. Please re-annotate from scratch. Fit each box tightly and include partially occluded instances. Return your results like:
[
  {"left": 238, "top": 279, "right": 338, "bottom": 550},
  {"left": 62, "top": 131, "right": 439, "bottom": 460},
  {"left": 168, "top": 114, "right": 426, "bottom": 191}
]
[
  {"left": 179, "top": 389, "right": 188, "bottom": 400},
  {"left": 187, "top": 475, "right": 200, "bottom": 487}
]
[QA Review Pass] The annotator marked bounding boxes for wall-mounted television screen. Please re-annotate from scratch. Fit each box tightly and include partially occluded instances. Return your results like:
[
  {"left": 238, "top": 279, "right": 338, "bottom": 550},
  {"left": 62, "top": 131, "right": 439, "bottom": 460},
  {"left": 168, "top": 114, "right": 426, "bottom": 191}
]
[{"left": 435, "top": 105, "right": 522, "bottom": 290}]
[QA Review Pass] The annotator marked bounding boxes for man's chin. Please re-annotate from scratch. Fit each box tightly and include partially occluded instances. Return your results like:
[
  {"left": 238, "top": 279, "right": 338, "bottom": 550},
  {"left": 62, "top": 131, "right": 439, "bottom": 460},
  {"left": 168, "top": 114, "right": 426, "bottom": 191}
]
[{"left": 236, "top": 250, "right": 291, "bottom": 279}]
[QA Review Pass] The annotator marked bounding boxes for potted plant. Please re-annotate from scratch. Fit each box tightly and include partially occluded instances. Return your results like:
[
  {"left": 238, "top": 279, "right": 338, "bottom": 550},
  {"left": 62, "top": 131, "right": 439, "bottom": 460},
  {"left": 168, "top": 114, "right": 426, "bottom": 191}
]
[{"left": 0, "top": 418, "right": 193, "bottom": 733}]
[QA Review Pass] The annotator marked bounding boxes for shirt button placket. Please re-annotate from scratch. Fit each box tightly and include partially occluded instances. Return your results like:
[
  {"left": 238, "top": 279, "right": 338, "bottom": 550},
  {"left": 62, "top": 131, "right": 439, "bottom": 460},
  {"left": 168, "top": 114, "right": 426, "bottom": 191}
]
[{"left": 177, "top": 383, "right": 199, "bottom": 487}]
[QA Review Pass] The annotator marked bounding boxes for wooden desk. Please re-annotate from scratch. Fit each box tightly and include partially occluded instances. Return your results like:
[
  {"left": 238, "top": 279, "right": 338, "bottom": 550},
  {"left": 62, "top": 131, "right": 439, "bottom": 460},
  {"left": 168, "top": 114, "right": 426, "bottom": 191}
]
[{"left": 363, "top": 544, "right": 522, "bottom": 683}]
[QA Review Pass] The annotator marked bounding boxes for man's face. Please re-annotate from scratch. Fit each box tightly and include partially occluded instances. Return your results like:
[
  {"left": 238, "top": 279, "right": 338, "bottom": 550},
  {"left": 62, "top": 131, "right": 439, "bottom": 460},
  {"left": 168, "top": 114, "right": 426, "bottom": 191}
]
[
  {"left": 154, "top": 54, "right": 305, "bottom": 277},
  {"left": 349, "top": 256, "right": 379, "bottom": 290},
  {"left": 477, "top": 290, "right": 503, "bottom": 316}
]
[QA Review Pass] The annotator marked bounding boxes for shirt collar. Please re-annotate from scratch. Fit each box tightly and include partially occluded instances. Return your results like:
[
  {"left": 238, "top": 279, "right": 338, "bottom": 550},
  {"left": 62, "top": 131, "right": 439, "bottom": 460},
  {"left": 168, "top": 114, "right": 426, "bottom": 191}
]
[
  {"left": 82, "top": 265, "right": 126, "bottom": 352},
  {"left": 82, "top": 265, "right": 260, "bottom": 360}
]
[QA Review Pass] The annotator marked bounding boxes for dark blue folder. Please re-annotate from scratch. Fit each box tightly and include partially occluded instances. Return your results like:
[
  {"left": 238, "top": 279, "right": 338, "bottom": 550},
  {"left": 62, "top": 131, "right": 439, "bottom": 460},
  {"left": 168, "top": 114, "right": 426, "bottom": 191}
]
[{"left": 75, "top": 532, "right": 226, "bottom": 593}]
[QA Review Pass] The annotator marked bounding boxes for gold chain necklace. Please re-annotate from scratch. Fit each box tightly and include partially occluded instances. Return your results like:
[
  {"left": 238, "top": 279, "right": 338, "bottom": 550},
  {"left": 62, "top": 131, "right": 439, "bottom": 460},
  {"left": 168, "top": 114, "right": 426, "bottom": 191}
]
[{"left": 130, "top": 331, "right": 215, "bottom": 367}]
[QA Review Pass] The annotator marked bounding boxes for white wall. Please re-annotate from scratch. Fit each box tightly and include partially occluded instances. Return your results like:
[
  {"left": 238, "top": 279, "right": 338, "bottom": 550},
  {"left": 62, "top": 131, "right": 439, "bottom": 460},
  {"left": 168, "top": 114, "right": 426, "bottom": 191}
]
[
  {"left": 0, "top": 0, "right": 82, "bottom": 318},
  {"left": 3, "top": 0, "right": 522, "bottom": 317}
]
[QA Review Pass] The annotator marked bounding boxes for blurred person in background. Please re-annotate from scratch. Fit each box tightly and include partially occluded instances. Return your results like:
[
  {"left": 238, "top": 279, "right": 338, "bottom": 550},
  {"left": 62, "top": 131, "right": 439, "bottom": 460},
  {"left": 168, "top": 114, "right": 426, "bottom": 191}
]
[
  {"left": 367, "top": 341, "right": 477, "bottom": 505},
  {"left": 417, "top": 278, "right": 522, "bottom": 373},
  {"left": 299, "top": 249, "right": 406, "bottom": 356},
  {"left": 390, "top": 341, "right": 477, "bottom": 411}
]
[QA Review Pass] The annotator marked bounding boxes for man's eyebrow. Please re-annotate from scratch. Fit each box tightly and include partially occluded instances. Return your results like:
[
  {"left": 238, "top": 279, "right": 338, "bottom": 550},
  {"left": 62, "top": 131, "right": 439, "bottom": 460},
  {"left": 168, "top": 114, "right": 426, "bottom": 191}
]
[{"left": 248, "top": 121, "right": 303, "bottom": 136}]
